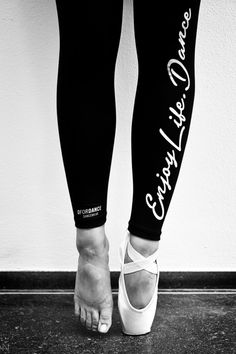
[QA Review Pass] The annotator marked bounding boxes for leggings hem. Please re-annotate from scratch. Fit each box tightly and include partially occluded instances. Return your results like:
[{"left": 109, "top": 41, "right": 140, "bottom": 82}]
[
  {"left": 127, "top": 222, "right": 161, "bottom": 241},
  {"left": 74, "top": 214, "right": 107, "bottom": 229}
]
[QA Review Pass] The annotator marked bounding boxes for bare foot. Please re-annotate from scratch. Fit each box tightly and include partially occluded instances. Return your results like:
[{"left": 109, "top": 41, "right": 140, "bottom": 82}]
[
  {"left": 74, "top": 226, "right": 113, "bottom": 333},
  {"left": 124, "top": 233, "right": 159, "bottom": 309}
]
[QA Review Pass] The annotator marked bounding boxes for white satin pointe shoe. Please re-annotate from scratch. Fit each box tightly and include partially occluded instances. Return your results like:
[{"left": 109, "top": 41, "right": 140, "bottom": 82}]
[{"left": 118, "top": 231, "right": 160, "bottom": 335}]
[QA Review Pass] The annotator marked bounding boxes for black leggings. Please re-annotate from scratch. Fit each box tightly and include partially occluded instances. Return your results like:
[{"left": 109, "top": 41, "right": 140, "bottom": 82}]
[{"left": 55, "top": 1, "right": 201, "bottom": 241}]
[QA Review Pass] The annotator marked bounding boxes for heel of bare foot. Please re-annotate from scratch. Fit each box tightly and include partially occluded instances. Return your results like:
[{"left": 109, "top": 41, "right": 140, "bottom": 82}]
[{"left": 74, "top": 225, "right": 113, "bottom": 333}]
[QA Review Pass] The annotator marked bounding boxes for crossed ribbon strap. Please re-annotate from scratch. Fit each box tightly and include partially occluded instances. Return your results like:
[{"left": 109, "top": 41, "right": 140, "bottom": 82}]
[{"left": 122, "top": 240, "right": 159, "bottom": 275}]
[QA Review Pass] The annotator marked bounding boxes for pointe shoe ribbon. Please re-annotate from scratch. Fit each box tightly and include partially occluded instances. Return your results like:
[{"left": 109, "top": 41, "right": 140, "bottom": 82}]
[
  {"left": 118, "top": 232, "right": 160, "bottom": 336},
  {"left": 121, "top": 237, "right": 158, "bottom": 275}
]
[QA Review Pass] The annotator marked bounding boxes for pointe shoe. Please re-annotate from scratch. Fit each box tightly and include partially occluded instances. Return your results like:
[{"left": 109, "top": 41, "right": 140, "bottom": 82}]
[{"left": 118, "top": 231, "right": 160, "bottom": 335}]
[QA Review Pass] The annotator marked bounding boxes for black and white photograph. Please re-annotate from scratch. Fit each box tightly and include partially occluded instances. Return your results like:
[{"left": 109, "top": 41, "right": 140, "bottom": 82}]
[{"left": 0, "top": 0, "right": 235, "bottom": 353}]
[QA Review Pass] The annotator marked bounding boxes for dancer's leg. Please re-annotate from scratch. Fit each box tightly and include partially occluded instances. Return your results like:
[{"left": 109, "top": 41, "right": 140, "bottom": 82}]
[
  {"left": 56, "top": 1, "right": 123, "bottom": 229},
  {"left": 125, "top": 1, "right": 201, "bottom": 309},
  {"left": 55, "top": 0, "right": 123, "bottom": 333},
  {"left": 128, "top": 0, "right": 201, "bottom": 242}
]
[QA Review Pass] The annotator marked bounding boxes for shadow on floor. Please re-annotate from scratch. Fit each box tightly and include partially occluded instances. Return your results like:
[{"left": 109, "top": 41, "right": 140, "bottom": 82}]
[{"left": 0, "top": 293, "right": 235, "bottom": 353}]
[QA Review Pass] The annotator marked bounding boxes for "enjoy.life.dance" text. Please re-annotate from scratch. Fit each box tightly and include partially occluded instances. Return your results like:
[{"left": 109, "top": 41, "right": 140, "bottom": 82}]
[{"left": 145, "top": 8, "right": 192, "bottom": 220}]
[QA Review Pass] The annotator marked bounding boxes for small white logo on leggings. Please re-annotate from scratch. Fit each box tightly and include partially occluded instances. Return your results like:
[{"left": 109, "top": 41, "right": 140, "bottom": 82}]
[{"left": 77, "top": 205, "right": 102, "bottom": 218}]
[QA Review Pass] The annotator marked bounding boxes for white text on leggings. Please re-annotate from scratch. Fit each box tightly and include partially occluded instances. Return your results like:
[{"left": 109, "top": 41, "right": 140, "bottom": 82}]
[{"left": 145, "top": 8, "right": 192, "bottom": 220}]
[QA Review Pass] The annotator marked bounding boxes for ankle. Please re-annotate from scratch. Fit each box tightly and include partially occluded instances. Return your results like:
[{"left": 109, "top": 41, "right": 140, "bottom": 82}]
[
  {"left": 129, "top": 233, "right": 159, "bottom": 257},
  {"left": 76, "top": 225, "right": 109, "bottom": 257}
]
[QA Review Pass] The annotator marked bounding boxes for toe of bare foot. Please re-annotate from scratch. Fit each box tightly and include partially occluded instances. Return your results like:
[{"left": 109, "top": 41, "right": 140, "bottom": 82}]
[
  {"left": 98, "top": 306, "right": 113, "bottom": 333},
  {"left": 74, "top": 298, "right": 113, "bottom": 333}
]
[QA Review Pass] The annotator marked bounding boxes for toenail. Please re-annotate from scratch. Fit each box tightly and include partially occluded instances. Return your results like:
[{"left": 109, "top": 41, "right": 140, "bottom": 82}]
[{"left": 99, "top": 324, "right": 108, "bottom": 333}]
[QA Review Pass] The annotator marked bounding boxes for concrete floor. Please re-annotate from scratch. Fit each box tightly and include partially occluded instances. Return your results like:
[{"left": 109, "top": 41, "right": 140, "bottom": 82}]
[{"left": 0, "top": 292, "right": 235, "bottom": 353}]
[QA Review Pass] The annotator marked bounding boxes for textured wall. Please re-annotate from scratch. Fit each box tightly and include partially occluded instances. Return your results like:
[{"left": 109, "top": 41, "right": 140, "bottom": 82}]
[{"left": 0, "top": 0, "right": 236, "bottom": 271}]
